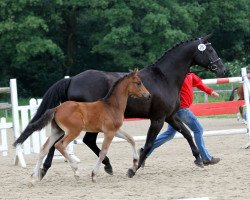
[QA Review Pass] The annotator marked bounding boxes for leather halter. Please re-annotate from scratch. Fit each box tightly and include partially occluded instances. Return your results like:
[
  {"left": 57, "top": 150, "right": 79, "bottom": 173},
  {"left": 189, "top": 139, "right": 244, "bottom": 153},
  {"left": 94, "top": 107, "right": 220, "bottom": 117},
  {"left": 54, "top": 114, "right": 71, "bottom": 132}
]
[{"left": 198, "top": 38, "right": 221, "bottom": 72}]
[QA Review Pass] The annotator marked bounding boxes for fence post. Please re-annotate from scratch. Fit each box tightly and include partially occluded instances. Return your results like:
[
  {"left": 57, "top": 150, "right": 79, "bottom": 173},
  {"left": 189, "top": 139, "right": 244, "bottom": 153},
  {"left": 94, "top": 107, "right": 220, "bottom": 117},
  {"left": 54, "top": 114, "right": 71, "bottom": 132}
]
[
  {"left": 29, "top": 98, "right": 40, "bottom": 153},
  {"left": 37, "top": 99, "right": 47, "bottom": 145},
  {"left": 0, "top": 117, "right": 8, "bottom": 156},
  {"left": 11, "top": 79, "right": 26, "bottom": 167},
  {"left": 242, "top": 68, "right": 250, "bottom": 148},
  {"left": 20, "top": 107, "right": 31, "bottom": 154}
]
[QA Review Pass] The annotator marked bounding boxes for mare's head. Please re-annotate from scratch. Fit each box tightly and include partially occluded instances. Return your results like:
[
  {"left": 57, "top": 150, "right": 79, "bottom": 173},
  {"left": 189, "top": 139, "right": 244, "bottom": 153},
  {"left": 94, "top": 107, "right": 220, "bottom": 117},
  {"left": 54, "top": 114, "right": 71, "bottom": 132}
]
[
  {"left": 127, "top": 68, "right": 151, "bottom": 99},
  {"left": 192, "top": 34, "right": 226, "bottom": 77}
]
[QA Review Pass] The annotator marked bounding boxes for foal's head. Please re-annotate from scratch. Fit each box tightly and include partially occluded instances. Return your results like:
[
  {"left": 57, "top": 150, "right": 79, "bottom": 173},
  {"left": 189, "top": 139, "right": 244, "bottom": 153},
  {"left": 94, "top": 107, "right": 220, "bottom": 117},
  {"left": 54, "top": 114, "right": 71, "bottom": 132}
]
[{"left": 127, "top": 68, "right": 151, "bottom": 99}]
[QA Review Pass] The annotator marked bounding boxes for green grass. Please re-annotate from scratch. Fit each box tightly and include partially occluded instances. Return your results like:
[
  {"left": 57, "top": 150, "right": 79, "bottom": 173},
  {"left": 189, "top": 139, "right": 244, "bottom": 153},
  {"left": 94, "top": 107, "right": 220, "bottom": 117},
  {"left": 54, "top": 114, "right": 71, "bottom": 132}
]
[
  {"left": 193, "top": 82, "right": 238, "bottom": 103},
  {"left": 198, "top": 114, "right": 237, "bottom": 119}
]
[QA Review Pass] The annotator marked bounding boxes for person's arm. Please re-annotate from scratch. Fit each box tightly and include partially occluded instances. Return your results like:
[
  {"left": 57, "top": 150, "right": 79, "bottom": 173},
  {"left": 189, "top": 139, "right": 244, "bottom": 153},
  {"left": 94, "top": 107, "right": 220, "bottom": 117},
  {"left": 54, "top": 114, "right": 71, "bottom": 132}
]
[{"left": 192, "top": 73, "right": 219, "bottom": 98}]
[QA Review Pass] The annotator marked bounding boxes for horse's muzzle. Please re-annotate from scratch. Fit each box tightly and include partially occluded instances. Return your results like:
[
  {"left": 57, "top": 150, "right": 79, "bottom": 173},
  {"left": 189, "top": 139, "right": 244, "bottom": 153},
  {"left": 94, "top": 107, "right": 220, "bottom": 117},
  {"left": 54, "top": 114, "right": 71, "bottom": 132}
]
[{"left": 143, "top": 93, "right": 151, "bottom": 100}]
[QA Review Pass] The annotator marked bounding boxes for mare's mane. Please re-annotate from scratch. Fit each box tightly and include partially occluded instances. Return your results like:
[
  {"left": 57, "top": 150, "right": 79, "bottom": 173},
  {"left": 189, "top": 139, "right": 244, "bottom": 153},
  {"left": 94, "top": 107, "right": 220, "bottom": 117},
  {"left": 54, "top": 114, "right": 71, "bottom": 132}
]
[
  {"left": 102, "top": 71, "right": 135, "bottom": 100},
  {"left": 103, "top": 36, "right": 206, "bottom": 100},
  {"left": 148, "top": 37, "right": 199, "bottom": 68}
]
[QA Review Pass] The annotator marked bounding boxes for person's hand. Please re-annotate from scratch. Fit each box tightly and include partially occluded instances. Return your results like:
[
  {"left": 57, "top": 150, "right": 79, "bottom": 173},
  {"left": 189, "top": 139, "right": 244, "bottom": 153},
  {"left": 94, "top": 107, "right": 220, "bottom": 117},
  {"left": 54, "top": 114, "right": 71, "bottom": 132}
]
[{"left": 211, "top": 91, "right": 219, "bottom": 98}]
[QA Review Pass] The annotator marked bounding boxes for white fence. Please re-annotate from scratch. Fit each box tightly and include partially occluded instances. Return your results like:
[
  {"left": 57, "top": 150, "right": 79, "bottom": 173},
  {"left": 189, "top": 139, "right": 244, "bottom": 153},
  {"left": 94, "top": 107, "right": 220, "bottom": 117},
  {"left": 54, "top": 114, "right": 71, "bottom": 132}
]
[
  {"left": 18, "top": 99, "right": 77, "bottom": 158},
  {"left": 0, "top": 79, "right": 78, "bottom": 167},
  {"left": 0, "top": 117, "right": 12, "bottom": 156}
]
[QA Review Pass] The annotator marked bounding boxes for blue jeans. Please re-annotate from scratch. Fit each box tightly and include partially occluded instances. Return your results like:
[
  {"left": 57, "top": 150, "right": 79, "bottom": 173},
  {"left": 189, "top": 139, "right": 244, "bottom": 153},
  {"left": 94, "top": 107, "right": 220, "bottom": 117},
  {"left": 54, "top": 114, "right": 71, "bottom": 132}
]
[
  {"left": 243, "top": 112, "right": 247, "bottom": 120},
  {"left": 146, "top": 108, "right": 212, "bottom": 161}
]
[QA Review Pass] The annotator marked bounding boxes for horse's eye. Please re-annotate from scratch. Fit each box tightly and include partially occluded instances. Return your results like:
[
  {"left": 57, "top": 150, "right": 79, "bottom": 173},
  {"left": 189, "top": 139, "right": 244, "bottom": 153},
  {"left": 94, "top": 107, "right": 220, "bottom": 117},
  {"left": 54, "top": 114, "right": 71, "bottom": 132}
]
[{"left": 209, "top": 49, "right": 213, "bottom": 53}]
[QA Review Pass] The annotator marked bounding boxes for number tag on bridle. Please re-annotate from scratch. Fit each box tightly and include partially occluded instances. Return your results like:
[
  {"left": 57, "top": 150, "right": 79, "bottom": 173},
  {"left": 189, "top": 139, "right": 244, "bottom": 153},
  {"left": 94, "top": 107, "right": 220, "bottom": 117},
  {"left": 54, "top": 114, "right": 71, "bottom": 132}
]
[{"left": 198, "top": 44, "right": 206, "bottom": 52}]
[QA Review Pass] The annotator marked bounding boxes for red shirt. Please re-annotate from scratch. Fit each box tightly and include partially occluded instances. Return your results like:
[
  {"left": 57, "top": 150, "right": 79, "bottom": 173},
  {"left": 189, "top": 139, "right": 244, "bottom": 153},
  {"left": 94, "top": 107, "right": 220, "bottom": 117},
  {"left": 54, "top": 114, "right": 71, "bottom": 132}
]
[{"left": 180, "top": 73, "right": 213, "bottom": 108}]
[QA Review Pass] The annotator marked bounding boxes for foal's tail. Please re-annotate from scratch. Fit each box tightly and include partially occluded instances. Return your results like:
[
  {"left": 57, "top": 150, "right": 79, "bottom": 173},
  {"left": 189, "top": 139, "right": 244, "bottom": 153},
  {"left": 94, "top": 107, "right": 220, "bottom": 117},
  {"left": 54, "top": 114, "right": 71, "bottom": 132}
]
[
  {"left": 13, "top": 109, "right": 56, "bottom": 147},
  {"left": 13, "top": 78, "right": 70, "bottom": 147},
  {"left": 228, "top": 87, "right": 239, "bottom": 101}
]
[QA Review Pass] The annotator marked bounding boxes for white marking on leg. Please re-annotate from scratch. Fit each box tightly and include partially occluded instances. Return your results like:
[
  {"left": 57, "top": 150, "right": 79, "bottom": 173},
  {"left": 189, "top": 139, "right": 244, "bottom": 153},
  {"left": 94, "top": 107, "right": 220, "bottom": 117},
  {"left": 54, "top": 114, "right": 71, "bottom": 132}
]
[
  {"left": 92, "top": 133, "right": 113, "bottom": 182},
  {"left": 55, "top": 134, "right": 80, "bottom": 180},
  {"left": 116, "top": 129, "right": 138, "bottom": 171},
  {"left": 31, "top": 128, "right": 63, "bottom": 185}
]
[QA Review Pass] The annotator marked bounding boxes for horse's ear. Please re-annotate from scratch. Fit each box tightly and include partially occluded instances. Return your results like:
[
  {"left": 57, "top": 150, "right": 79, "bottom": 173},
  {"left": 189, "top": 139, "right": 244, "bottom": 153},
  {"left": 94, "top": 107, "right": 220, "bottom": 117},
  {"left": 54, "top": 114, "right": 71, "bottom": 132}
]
[
  {"left": 203, "top": 33, "right": 213, "bottom": 43},
  {"left": 131, "top": 68, "right": 138, "bottom": 75},
  {"left": 134, "top": 68, "right": 139, "bottom": 74}
]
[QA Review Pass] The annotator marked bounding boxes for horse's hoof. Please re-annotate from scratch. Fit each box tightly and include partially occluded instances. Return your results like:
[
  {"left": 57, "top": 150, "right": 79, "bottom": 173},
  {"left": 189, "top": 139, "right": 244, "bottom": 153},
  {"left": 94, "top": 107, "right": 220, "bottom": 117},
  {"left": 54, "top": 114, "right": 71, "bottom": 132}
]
[
  {"left": 194, "top": 159, "right": 204, "bottom": 168},
  {"left": 38, "top": 168, "right": 47, "bottom": 181},
  {"left": 91, "top": 171, "right": 97, "bottom": 183},
  {"left": 28, "top": 175, "right": 37, "bottom": 187},
  {"left": 104, "top": 164, "right": 113, "bottom": 175},
  {"left": 126, "top": 168, "right": 135, "bottom": 178}
]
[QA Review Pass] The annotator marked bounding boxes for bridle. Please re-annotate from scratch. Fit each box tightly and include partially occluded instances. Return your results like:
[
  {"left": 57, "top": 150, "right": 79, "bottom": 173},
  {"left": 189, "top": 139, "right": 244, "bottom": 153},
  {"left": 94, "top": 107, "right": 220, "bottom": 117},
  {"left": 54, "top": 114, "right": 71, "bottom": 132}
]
[{"left": 196, "top": 38, "right": 221, "bottom": 72}]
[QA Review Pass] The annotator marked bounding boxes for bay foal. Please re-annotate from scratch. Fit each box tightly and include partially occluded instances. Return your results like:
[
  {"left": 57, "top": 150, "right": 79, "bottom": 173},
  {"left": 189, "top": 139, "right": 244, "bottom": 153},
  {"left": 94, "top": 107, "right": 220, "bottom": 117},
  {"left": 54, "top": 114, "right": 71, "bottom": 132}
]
[{"left": 19, "top": 69, "right": 150, "bottom": 184}]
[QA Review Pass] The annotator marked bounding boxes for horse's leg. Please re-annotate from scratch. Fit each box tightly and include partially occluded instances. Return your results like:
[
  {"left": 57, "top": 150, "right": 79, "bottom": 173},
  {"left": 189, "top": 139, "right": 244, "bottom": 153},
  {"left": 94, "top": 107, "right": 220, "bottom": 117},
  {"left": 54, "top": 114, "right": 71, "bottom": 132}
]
[
  {"left": 239, "top": 105, "right": 247, "bottom": 124},
  {"left": 115, "top": 129, "right": 139, "bottom": 176},
  {"left": 127, "top": 118, "right": 165, "bottom": 178},
  {"left": 39, "top": 134, "right": 64, "bottom": 180},
  {"left": 92, "top": 132, "right": 114, "bottom": 183},
  {"left": 83, "top": 132, "right": 113, "bottom": 175},
  {"left": 31, "top": 124, "right": 64, "bottom": 185},
  {"left": 55, "top": 132, "right": 80, "bottom": 180},
  {"left": 167, "top": 115, "right": 203, "bottom": 167}
]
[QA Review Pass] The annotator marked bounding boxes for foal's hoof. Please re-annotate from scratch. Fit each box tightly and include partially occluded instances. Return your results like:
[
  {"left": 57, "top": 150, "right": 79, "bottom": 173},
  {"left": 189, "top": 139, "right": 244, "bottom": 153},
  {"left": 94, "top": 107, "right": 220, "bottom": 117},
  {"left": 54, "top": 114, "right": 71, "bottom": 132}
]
[
  {"left": 104, "top": 164, "right": 113, "bottom": 175},
  {"left": 91, "top": 172, "right": 97, "bottom": 183},
  {"left": 38, "top": 168, "right": 47, "bottom": 181},
  {"left": 194, "top": 158, "right": 204, "bottom": 168},
  {"left": 28, "top": 174, "right": 37, "bottom": 187},
  {"left": 127, "top": 168, "right": 136, "bottom": 178}
]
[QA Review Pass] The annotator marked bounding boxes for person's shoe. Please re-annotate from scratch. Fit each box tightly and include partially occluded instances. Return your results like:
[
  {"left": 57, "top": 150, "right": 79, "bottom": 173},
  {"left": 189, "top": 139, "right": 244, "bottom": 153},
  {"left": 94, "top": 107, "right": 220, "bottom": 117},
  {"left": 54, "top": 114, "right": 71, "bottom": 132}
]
[
  {"left": 138, "top": 148, "right": 146, "bottom": 168},
  {"left": 203, "top": 157, "right": 221, "bottom": 166}
]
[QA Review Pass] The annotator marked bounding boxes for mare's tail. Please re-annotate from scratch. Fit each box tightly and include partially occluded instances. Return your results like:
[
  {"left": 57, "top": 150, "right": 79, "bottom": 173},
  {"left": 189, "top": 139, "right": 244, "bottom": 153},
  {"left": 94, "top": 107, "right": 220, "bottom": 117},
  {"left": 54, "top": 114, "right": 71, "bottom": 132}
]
[
  {"left": 13, "top": 78, "right": 71, "bottom": 146},
  {"left": 13, "top": 109, "right": 56, "bottom": 147},
  {"left": 29, "top": 78, "right": 71, "bottom": 124},
  {"left": 228, "top": 87, "right": 239, "bottom": 101}
]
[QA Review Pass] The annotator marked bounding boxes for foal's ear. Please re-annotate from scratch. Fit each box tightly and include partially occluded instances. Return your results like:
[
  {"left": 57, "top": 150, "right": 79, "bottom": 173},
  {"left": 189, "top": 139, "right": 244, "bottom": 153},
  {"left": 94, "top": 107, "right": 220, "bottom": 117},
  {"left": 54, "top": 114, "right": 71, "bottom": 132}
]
[
  {"left": 203, "top": 33, "right": 213, "bottom": 43},
  {"left": 133, "top": 68, "right": 139, "bottom": 74}
]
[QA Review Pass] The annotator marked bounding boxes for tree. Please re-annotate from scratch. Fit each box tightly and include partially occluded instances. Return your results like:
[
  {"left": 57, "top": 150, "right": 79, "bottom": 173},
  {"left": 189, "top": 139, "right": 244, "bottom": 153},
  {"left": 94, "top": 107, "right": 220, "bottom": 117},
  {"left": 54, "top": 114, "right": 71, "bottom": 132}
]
[
  {"left": 0, "top": 0, "right": 64, "bottom": 96},
  {"left": 197, "top": 0, "right": 250, "bottom": 63},
  {"left": 86, "top": 0, "right": 204, "bottom": 70}
]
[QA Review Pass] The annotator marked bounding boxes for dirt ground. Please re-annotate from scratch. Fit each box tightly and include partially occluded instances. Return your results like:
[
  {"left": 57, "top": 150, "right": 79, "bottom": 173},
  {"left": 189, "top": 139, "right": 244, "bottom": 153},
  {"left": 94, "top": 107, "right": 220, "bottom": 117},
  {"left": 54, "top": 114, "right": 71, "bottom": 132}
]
[{"left": 0, "top": 117, "right": 250, "bottom": 200}]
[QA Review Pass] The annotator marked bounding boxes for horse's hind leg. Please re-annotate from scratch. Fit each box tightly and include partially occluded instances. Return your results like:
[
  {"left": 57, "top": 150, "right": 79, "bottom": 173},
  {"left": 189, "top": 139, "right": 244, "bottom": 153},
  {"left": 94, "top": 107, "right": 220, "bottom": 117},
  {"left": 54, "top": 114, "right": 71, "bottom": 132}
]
[
  {"left": 92, "top": 132, "right": 114, "bottom": 183},
  {"left": 39, "top": 134, "right": 64, "bottom": 180},
  {"left": 115, "top": 129, "right": 139, "bottom": 177},
  {"left": 54, "top": 132, "right": 81, "bottom": 180},
  {"left": 168, "top": 116, "right": 203, "bottom": 167},
  {"left": 31, "top": 122, "right": 64, "bottom": 185},
  {"left": 83, "top": 132, "right": 113, "bottom": 175}
]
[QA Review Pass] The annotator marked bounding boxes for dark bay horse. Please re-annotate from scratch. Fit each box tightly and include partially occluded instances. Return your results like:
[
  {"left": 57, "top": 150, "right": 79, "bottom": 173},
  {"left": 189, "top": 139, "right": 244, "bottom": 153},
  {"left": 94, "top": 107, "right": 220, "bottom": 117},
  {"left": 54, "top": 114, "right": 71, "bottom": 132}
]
[
  {"left": 14, "top": 69, "right": 150, "bottom": 184},
  {"left": 14, "top": 35, "right": 226, "bottom": 179}
]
